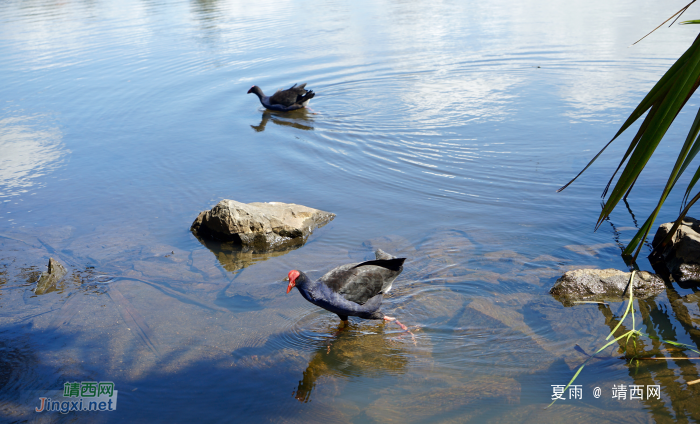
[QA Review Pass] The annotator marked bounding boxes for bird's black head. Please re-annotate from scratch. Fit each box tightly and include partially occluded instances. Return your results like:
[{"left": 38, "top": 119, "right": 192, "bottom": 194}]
[{"left": 247, "top": 85, "right": 260, "bottom": 95}]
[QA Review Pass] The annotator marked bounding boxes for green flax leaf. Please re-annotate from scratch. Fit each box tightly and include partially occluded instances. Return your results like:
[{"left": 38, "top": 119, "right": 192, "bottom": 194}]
[
  {"left": 623, "top": 102, "right": 700, "bottom": 257},
  {"left": 557, "top": 35, "right": 700, "bottom": 193},
  {"left": 597, "top": 43, "right": 700, "bottom": 231}
]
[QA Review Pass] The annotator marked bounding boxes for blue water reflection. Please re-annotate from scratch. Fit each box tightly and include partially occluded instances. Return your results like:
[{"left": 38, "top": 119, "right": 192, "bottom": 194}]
[{"left": 2, "top": 0, "right": 700, "bottom": 421}]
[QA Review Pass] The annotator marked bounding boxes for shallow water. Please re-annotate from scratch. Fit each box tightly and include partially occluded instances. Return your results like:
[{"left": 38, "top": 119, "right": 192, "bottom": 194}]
[{"left": 2, "top": 0, "right": 700, "bottom": 422}]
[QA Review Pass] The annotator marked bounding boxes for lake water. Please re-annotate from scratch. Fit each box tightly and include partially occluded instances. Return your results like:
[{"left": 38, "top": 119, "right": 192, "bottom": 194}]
[{"left": 2, "top": 0, "right": 700, "bottom": 422}]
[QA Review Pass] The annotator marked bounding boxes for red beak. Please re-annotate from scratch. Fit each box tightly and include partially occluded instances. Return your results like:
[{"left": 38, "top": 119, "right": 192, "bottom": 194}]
[{"left": 287, "top": 270, "right": 300, "bottom": 293}]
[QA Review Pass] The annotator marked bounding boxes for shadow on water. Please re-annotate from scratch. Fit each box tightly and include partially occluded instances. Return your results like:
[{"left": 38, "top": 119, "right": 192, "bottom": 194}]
[
  {"left": 0, "top": 322, "right": 334, "bottom": 423},
  {"left": 0, "top": 315, "right": 410, "bottom": 422},
  {"left": 251, "top": 110, "right": 315, "bottom": 132},
  {"left": 0, "top": 323, "right": 114, "bottom": 422}
]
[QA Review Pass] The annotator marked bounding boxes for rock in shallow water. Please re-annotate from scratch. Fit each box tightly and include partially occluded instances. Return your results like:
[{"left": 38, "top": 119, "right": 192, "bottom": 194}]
[
  {"left": 190, "top": 200, "right": 335, "bottom": 251},
  {"left": 550, "top": 268, "right": 664, "bottom": 306},
  {"left": 35, "top": 257, "right": 67, "bottom": 295},
  {"left": 650, "top": 216, "right": 700, "bottom": 285}
]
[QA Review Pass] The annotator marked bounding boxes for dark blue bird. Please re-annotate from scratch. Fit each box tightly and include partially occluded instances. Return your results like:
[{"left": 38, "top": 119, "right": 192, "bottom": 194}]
[
  {"left": 286, "top": 249, "right": 413, "bottom": 335},
  {"left": 248, "top": 83, "right": 315, "bottom": 112}
]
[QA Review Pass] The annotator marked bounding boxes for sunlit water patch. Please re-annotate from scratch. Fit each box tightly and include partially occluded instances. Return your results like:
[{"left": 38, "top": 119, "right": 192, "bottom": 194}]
[{"left": 0, "top": 115, "right": 65, "bottom": 199}]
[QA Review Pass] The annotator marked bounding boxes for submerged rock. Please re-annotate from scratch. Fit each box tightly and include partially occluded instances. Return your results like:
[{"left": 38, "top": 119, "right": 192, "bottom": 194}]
[
  {"left": 650, "top": 216, "right": 700, "bottom": 285},
  {"left": 35, "top": 257, "right": 67, "bottom": 295},
  {"left": 550, "top": 268, "right": 664, "bottom": 306},
  {"left": 191, "top": 200, "right": 335, "bottom": 251}
]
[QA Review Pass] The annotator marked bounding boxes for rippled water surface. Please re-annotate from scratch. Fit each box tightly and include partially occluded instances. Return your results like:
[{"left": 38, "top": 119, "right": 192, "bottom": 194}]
[{"left": 3, "top": 0, "right": 700, "bottom": 422}]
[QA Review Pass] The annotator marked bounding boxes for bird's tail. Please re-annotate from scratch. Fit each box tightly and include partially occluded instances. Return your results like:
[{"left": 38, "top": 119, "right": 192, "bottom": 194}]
[
  {"left": 299, "top": 90, "right": 315, "bottom": 104},
  {"left": 353, "top": 257, "right": 405, "bottom": 271}
]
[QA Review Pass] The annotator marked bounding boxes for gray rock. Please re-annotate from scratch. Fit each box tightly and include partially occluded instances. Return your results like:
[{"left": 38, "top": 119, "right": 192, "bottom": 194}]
[
  {"left": 550, "top": 268, "right": 665, "bottom": 306},
  {"left": 650, "top": 217, "right": 700, "bottom": 284},
  {"left": 35, "top": 257, "right": 67, "bottom": 295},
  {"left": 191, "top": 200, "right": 335, "bottom": 251}
]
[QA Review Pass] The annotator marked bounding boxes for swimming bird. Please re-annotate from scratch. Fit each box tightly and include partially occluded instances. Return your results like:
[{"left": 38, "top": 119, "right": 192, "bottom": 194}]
[
  {"left": 248, "top": 83, "right": 315, "bottom": 112},
  {"left": 286, "top": 249, "right": 414, "bottom": 335}
]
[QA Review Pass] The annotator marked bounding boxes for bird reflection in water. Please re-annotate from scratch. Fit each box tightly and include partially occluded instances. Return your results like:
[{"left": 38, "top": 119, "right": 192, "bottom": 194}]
[
  {"left": 251, "top": 110, "right": 315, "bottom": 132},
  {"left": 293, "top": 321, "right": 409, "bottom": 403}
]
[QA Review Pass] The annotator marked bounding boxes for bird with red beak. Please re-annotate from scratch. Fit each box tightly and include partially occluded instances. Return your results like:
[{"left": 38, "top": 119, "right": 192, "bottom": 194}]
[{"left": 284, "top": 249, "right": 414, "bottom": 339}]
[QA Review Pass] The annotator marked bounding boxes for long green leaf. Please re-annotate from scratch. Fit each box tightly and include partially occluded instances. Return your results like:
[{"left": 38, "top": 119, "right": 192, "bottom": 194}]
[
  {"left": 612, "top": 34, "right": 700, "bottom": 140},
  {"left": 616, "top": 82, "right": 700, "bottom": 202},
  {"left": 622, "top": 102, "right": 700, "bottom": 257},
  {"left": 607, "top": 271, "right": 636, "bottom": 339},
  {"left": 597, "top": 43, "right": 700, "bottom": 230},
  {"left": 602, "top": 67, "right": 698, "bottom": 217},
  {"left": 676, "top": 107, "right": 700, "bottom": 205},
  {"left": 675, "top": 107, "right": 700, "bottom": 182},
  {"left": 677, "top": 106, "right": 700, "bottom": 206},
  {"left": 602, "top": 100, "right": 662, "bottom": 198},
  {"left": 605, "top": 69, "right": 700, "bottom": 200},
  {"left": 683, "top": 163, "right": 700, "bottom": 206},
  {"left": 628, "top": 271, "right": 636, "bottom": 352},
  {"left": 624, "top": 76, "right": 700, "bottom": 256},
  {"left": 624, "top": 214, "right": 655, "bottom": 257},
  {"left": 557, "top": 36, "right": 700, "bottom": 193},
  {"left": 645, "top": 334, "right": 700, "bottom": 354}
]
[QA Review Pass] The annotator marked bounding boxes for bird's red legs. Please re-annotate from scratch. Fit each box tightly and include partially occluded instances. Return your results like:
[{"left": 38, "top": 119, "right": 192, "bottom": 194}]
[{"left": 384, "top": 316, "right": 417, "bottom": 345}]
